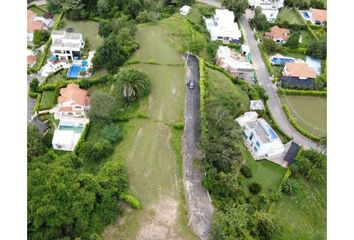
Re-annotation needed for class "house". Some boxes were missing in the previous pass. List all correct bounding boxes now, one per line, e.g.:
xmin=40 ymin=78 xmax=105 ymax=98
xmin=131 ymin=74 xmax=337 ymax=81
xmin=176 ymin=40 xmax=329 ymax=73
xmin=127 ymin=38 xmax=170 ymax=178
xmin=309 ymin=8 xmax=327 ymax=25
xmin=180 ymin=5 xmax=191 ymax=15
xmin=265 ymin=25 xmax=290 ymax=43
xmin=281 ymin=62 xmax=317 ymax=89
xmin=248 ymin=0 xmax=284 ymax=8
xmin=250 ymin=100 xmax=265 ymax=110
xmin=27 ymin=10 xmax=44 ymax=41
xmin=216 ymin=46 xmax=254 ymax=81
xmin=236 ymin=112 xmax=285 ymax=159
xmin=50 ymin=30 xmax=85 ymax=61
xmin=248 ymin=0 xmax=281 ymax=22
xmin=205 ymin=9 xmax=242 ymax=42
xmin=52 ymin=83 xmax=89 ymax=120
xmin=27 ymin=55 xmax=37 ymax=67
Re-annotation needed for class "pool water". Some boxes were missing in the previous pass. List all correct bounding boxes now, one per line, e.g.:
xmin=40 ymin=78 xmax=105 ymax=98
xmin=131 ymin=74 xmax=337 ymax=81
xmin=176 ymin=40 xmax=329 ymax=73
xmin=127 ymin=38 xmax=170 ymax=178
xmin=67 ymin=65 xmax=82 ymax=78
xmin=59 ymin=125 xmax=84 ymax=134
xmin=271 ymin=57 xmax=295 ymax=65
xmin=302 ymin=11 xmax=311 ymax=19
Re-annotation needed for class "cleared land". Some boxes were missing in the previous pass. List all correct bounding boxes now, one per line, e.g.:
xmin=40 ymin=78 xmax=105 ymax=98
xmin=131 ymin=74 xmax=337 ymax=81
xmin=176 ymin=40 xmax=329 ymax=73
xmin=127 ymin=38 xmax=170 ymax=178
xmin=276 ymin=8 xmax=304 ymax=25
xmin=271 ymin=170 xmax=326 ymax=240
xmin=279 ymin=95 xmax=327 ymax=137
xmin=60 ymin=19 xmax=102 ymax=49
xmin=39 ymin=90 xmax=57 ymax=110
xmin=102 ymin=17 xmax=198 ymax=240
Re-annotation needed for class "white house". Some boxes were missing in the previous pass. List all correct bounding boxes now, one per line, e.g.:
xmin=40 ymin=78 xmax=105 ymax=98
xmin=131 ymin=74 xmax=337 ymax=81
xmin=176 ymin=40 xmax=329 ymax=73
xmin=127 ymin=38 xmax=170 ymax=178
xmin=249 ymin=0 xmax=280 ymax=22
xmin=250 ymin=100 xmax=265 ymax=110
xmin=216 ymin=46 xmax=254 ymax=81
xmin=180 ymin=5 xmax=191 ymax=15
xmin=205 ymin=9 xmax=242 ymax=42
xmin=50 ymin=31 xmax=85 ymax=61
xmin=236 ymin=112 xmax=285 ymax=159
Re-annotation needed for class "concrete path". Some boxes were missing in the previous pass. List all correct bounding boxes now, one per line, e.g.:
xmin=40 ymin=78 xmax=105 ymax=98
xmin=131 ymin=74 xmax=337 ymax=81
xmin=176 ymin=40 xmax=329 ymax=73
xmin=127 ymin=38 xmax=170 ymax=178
xmin=183 ymin=53 xmax=213 ymax=240
xmin=196 ymin=0 xmax=222 ymax=8
xmin=238 ymin=15 xmax=322 ymax=151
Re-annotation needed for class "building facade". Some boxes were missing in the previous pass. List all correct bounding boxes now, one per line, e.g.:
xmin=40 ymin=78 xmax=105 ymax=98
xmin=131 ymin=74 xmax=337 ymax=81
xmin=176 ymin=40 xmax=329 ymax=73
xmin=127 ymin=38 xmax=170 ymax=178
xmin=50 ymin=31 xmax=85 ymax=61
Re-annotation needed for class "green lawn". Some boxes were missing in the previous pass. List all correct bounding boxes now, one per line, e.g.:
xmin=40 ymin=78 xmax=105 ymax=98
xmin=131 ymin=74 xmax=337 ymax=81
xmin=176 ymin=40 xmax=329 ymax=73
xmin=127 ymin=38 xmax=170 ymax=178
xmin=285 ymin=52 xmax=306 ymax=60
xmin=276 ymin=8 xmax=304 ymax=25
xmin=39 ymin=91 xmax=57 ymax=110
xmin=206 ymin=67 xmax=250 ymax=115
xmin=29 ymin=6 xmax=46 ymax=17
xmin=242 ymin=146 xmax=286 ymax=193
xmin=299 ymin=30 xmax=314 ymax=47
xmin=60 ymin=19 xmax=102 ymax=50
xmin=46 ymin=70 xmax=67 ymax=83
xmin=271 ymin=170 xmax=326 ymax=240
xmin=102 ymin=19 xmax=197 ymax=240
xmin=279 ymin=95 xmax=327 ymax=137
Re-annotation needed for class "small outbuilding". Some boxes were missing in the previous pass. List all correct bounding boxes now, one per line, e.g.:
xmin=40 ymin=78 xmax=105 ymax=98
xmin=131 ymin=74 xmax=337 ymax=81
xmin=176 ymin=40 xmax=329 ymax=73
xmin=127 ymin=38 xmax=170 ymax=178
xmin=180 ymin=5 xmax=191 ymax=16
xmin=250 ymin=100 xmax=265 ymax=110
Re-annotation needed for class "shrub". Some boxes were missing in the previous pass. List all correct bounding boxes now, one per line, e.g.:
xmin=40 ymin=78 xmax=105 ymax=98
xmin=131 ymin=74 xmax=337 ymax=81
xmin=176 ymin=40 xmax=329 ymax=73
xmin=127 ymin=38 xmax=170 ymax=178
xmin=100 ymin=124 xmax=123 ymax=144
xmin=307 ymin=40 xmax=327 ymax=59
xmin=136 ymin=112 xmax=150 ymax=119
xmin=172 ymin=122 xmax=184 ymax=130
xmin=249 ymin=182 xmax=262 ymax=194
xmin=81 ymin=139 xmax=113 ymax=161
xmin=285 ymin=32 xmax=300 ymax=49
xmin=240 ymin=165 xmax=252 ymax=178
xmin=88 ymin=92 xmax=117 ymax=123
xmin=259 ymin=43 xmax=274 ymax=75
xmin=189 ymin=39 xmax=205 ymax=55
xmin=33 ymin=29 xmax=50 ymax=46
xmin=120 ymin=193 xmax=141 ymax=209
xmin=282 ymin=179 xmax=299 ymax=195
xmin=277 ymin=88 xmax=326 ymax=97
xmin=30 ymin=78 xmax=39 ymax=92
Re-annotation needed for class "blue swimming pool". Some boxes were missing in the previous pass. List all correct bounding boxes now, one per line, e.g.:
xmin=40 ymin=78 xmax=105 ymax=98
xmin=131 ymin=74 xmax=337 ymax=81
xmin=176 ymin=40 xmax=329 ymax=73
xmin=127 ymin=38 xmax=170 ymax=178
xmin=264 ymin=123 xmax=279 ymax=141
xmin=67 ymin=65 xmax=82 ymax=78
xmin=302 ymin=11 xmax=311 ymax=20
xmin=59 ymin=121 xmax=84 ymax=133
xmin=271 ymin=57 xmax=295 ymax=65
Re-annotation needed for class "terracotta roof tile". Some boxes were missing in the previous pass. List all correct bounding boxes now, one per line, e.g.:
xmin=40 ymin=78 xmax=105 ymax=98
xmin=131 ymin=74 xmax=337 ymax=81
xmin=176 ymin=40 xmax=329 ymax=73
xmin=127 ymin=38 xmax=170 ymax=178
xmin=310 ymin=8 xmax=327 ymax=23
xmin=27 ymin=55 xmax=37 ymax=65
xmin=265 ymin=26 xmax=290 ymax=41
xmin=27 ymin=10 xmax=44 ymax=33
xmin=284 ymin=62 xmax=317 ymax=79
xmin=58 ymin=83 xmax=89 ymax=106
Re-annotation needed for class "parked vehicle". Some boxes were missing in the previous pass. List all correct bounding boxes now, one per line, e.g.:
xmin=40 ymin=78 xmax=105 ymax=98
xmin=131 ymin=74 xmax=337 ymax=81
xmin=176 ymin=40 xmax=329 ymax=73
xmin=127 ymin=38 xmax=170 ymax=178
xmin=189 ymin=80 xmax=195 ymax=89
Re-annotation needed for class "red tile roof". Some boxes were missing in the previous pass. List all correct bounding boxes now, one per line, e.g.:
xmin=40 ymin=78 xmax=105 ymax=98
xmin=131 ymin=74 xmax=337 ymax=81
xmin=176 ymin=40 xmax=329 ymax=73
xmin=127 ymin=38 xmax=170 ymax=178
xmin=265 ymin=26 xmax=290 ymax=41
xmin=27 ymin=10 xmax=44 ymax=33
xmin=58 ymin=83 xmax=89 ymax=106
xmin=310 ymin=8 xmax=327 ymax=23
xmin=27 ymin=55 xmax=37 ymax=65
xmin=284 ymin=62 xmax=317 ymax=79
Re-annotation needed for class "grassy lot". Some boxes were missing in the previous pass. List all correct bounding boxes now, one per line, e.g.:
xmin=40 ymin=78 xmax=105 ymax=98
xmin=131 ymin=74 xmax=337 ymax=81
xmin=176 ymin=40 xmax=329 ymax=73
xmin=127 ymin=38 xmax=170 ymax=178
xmin=39 ymin=91 xmax=57 ymax=110
xmin=271 ymin=169 xmax=326 ymax=240
xmin=102 ymin=19 xmax=197 ymax=240
xmin=242 ymin=146 xmax=286 ymax=193
xmin=298 ymin=30 xmax=314 ymax=47
xmin=46 ymin=70 xmax=67 ymax=83
xmin=60 ymin=19 xmax=102 ymax=49
xmin=206 ymin=67 xmax=250 ymax=115
xmin=279 ymin=95 xmax=327 ymax=137
xmin=186 ymin=2 xmax=215 ymax=25
xmin=29 ymin=6 xmax=46 ymax=17
xmin=285 ymin=52 xmax=306 ymax=60
xmin=312 ymin=27 xmax=327 ymax=41
xmin=276 ymin=8 xmax=304 ymax=25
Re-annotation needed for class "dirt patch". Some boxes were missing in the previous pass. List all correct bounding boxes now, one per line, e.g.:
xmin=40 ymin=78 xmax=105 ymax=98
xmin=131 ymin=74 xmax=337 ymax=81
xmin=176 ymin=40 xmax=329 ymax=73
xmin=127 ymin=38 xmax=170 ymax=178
xmin=136 ymin=196 xmax=183 ymax=240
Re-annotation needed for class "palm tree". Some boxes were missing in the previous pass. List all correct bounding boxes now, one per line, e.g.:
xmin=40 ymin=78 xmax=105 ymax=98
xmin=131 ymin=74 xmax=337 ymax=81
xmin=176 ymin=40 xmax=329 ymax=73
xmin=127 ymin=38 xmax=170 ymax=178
xmin=114 ymin=68 xmax=151 ymax=104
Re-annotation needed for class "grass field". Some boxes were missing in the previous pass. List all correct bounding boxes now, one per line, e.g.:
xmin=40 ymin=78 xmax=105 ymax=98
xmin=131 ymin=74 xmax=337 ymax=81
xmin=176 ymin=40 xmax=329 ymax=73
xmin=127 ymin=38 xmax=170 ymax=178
xmin=276 ymin=8 xmax=304 ymax=25
xmin=60 ymin=19 xmax=102 ymax=49
xmin=271 ymin=170 xmax=326 ymax=240
xmin=279 ymin=95 xmax=327 ymax=137
xmin=206 ymin=67 xmax=250 ymax=115
xmin=102 ymin=17 xmax=198 ymax=240
xmin=299 ymin=30 xmax=314 ymax=47
xmin=39 ymin=91 xmax=57 ymax=110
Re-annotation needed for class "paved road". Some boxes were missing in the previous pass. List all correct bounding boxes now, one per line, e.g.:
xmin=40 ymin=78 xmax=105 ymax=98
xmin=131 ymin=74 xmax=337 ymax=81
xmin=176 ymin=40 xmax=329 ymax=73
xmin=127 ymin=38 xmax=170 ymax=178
xmin=183 ymin=53 xmax=213 ymax=240
xmin=238 ymin=16 xmax=321 ymax=151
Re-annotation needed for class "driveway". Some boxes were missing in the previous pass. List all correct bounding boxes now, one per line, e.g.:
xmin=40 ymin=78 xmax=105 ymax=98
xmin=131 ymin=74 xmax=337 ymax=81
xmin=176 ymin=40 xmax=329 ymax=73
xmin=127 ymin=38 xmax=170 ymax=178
xmin=183 ymin=53 xmax=213 ymax=240
xmin=238 ymin=15 xmax=321 ymax=151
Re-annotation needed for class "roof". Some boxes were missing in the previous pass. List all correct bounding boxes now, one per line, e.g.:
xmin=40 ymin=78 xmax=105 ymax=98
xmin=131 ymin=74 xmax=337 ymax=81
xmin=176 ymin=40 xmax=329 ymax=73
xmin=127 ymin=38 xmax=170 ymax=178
xmin=27 ymin=55 xmax=37 ymax=65
xmin=280 ymin=76 xmax=315 ymax=89
xmin=31 ymin=117 xmax=49 ymax=133
xmin=283 ymin=142 xmax=300 ymax=165
xmin=52 ymin=129 xmax=74 ymax=146
xmin=250 ymin=100 xmax=265 ymax=110
xmin=27 ymin=10 xmax=44 ymax=33
xmin=246 ymin=118 xmax=280 ymax=143
xmin=284 ymin=62 xmax=317 ymax=79
xmin=265 ymin=25 xmax=290 ymax=41
xmin=235 ymin=111 xmax=258 ymax=127
xmin=180 ymin=5 xmax=191 ymax=11
xmin=310 ymin=8 xmax=327 ymax=23
xmin=58 ymin=83 xmax=89 ymax=106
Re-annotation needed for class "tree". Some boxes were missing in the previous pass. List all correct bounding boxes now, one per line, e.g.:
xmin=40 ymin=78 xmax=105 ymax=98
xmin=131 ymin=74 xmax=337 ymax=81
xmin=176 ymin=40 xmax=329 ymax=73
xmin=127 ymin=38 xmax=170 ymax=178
xmin=100 ymin=124 xmax=123 ymax=144
xmin=88 ymin=92 xmax=117 ymax=123
xmin=113 ymin=68 xmax=151 ymax=104
xmin=285 ymin=32 xmax=300 ymax=49
xmin=262 ymin=37 xmax=278 ymax=54
xmin=249 ymin=182 xmax=262 ymax=194
xmin=240 ymin=165 xmax=252 ymax=178
xmin=92 ymin=35 xmax=135 ymax=73
xmin=61 ymin=0 xmax=85 ymax=20
xmin=189 ymin=39 xmax=205 ymax=55
xmin=81 ymin=139 xmax=113 ymax=161
xmin=30 ymin=78 xmax=39 ymax=92
xmin=47 ymin=0 xmax=62 ymax=13
xmin=33 ymin=30 xmax=50 ymax=45
xmin=252 ymin=211 xmax=279 ymax=240
xmin=310 ymin=0 xmax=325 ymax=9
xmin=222 ymin=0 xmax=248 ymax=19
xmin=251 ymin=7 xmax=269 ymax=31
xmin=307 ymin=40 xmax=327 ymax=59
xmin=27 ymin=124 xmax=46 ymax=161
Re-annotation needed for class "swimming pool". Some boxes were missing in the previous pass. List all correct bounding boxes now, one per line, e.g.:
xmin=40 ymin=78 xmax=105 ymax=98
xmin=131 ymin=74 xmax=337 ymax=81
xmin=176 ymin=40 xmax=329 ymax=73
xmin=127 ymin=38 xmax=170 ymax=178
xmin=271 ymin=57 xmax=295 ymax=65
xmin=67 ymin=65 xmax=82 ymax=78
xmin=302 ymin=11 xmax=311 ymax=20
xmin=264 ymin=123 xmax=279 ymax=141
xmin=59 ymin=124 xmax=84 ymax=134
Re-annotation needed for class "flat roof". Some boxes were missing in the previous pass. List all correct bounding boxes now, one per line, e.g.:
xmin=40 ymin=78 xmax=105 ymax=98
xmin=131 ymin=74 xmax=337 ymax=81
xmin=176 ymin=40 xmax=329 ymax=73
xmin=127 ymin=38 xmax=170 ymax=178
xmin=246 ymin=118 xmax=280 ymax=143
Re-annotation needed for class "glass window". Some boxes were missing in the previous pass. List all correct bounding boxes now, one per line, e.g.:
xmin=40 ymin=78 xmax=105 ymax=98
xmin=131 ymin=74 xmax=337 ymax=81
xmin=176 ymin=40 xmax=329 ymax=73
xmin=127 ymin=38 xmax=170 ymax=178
xmin=256 ymin=141 xmax=260 ymax=147
xmin=249 ymin=132 xmax=254 ymax=140
xmin=253 ymin=146 xmax=258 ymax=152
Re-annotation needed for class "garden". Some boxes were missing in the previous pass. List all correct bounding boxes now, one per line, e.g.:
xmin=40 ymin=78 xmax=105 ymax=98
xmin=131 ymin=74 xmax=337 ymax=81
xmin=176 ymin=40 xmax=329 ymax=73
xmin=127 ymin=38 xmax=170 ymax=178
xmin=276 ymin=8 xmax=304 ymax=25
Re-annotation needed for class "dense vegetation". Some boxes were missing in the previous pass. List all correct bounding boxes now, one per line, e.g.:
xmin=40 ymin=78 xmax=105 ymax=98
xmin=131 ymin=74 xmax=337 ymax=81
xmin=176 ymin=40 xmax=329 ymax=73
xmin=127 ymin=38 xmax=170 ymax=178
xmin=251 ymin=7 xmax=270 ymax=32
xmin=222 ymin=0 xmax=248 ymax=19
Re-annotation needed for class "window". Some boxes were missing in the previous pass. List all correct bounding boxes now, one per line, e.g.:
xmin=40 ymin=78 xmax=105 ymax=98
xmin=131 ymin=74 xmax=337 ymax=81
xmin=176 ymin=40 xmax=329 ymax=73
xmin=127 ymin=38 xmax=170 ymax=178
xmin=253 ymin=146 xmax=258 ymax=152
xmin=242 ymin=132 xmax=248 ymax=139
xmin=249 ymin=132 xmax=254 ymax=140
xmin=256 ymin=141 xmax=260 ymax=147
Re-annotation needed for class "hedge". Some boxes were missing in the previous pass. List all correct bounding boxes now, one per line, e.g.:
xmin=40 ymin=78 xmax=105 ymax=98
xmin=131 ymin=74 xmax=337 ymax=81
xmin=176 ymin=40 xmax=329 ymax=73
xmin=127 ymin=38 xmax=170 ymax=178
xmin=277 ymin=88 xmax=327 ymax=97
xmin=28 ymin=90 xmax=39 ymax=98
xmin=281 ymin=47 xmax=307 ymax=55
xmin=258 ymin=43 xmax=274 ymax=75
xmin=33 ymin=93 xmax=42 ymax=113
xmin=120 ymin=193 xmax=142 ymax=209
xmin=222 ymin=42 xmax=241 ymax=51
xmin=270 ymin=22 xmax=307 ymax=30
xmin=73 ymin=122 xmax=91 ymax=155
xmin=199 ymin=57 xmax=208 ymax=135
xmin=283 ymin=104 xmax=321 ymax=142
